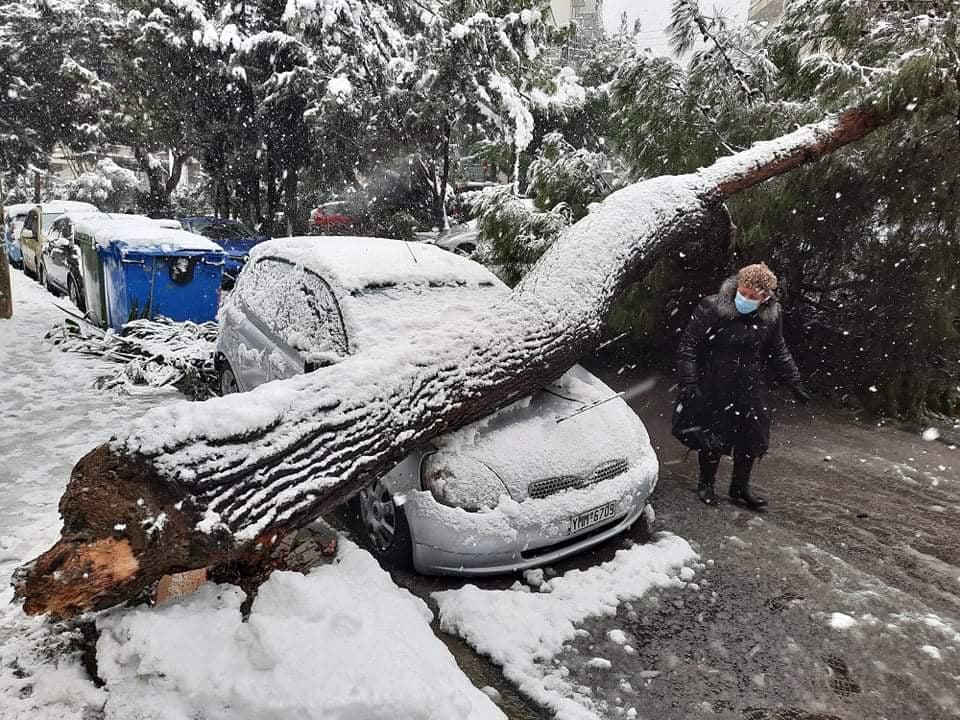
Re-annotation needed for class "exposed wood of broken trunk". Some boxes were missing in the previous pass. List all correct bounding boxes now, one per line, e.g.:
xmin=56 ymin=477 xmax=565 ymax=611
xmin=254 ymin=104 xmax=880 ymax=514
xmin=14 ymin=105 xmax=893 ymax=618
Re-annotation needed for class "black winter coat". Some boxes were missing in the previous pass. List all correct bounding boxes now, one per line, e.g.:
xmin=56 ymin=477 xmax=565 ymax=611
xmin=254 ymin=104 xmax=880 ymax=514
xmin=674 ymin=276 xmax=800 ymax=457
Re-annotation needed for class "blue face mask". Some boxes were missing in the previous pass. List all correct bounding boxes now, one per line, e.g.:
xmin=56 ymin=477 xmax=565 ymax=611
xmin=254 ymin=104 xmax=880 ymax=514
xmin=734 ymin=291 xmax=760 ymax=315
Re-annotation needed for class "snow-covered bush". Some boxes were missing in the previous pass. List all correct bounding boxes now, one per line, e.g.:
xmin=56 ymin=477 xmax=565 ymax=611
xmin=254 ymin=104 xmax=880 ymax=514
xmin=170 ymin=177 xmax=214 ymax=217
xmin=65 ymin=158 xmax=141 ymax=212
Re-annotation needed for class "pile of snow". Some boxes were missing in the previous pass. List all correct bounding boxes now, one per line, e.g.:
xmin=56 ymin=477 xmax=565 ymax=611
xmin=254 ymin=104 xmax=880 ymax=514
xmin=434 ymin=534 xmax=698 ymax=720
xmin=97 ymin=540 xmax=504 ymax=720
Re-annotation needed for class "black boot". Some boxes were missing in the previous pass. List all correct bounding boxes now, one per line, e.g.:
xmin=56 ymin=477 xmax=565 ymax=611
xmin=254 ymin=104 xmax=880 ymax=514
xmin=698 ymin=477 xmax=719 ymax=506
xmin=697 ymin=451 xmax=720 ymax=506
xmin=729 ymin=452 xmax=767 ymax=510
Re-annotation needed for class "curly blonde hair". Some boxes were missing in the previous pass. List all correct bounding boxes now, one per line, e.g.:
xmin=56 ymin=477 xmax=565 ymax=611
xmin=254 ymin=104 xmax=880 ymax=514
xmin=738 ymin=262 xmax=778 ymax=292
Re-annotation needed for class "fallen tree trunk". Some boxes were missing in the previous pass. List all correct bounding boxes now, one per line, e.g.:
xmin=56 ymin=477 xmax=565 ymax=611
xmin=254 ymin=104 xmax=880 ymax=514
xmin=14 ymin=105 xmax=894 ymax=618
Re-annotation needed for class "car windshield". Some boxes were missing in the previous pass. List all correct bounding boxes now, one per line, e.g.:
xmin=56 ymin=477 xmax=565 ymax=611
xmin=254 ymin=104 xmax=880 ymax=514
xmin=191 ymin=219 xmax=256 ymax=241
xmin=42 ymin=213 xmax=65 ymax=228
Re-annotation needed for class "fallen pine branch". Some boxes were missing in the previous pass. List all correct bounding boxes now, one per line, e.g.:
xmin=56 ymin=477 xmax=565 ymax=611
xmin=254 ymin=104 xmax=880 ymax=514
xmin=46 ymin=316 xmax=219 ymax=399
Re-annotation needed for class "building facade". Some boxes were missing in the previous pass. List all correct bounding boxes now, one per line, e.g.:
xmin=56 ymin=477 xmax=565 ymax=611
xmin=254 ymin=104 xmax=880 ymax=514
xmin=748 ymin=0 xmax=784 ymax=24
xmin=549 ymin=0 xmax=604 ymax=37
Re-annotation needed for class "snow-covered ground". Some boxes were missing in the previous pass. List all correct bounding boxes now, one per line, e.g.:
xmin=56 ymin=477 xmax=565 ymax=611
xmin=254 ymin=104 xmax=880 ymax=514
xmin=0 ymin=269 xmax=706 ymax=720
xmin=435 ymin=534 xmax=699 ymax=720
xmin=0 ymin=271 xmax=506 ymax=720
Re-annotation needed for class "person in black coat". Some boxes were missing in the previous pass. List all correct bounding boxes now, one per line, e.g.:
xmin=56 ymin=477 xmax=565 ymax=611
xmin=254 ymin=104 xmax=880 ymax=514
xmin=674 ymin=263 xmax=810 ymax=509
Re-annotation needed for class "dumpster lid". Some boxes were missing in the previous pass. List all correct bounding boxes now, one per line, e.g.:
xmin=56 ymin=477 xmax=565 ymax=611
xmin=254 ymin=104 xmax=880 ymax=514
xmin=73 ymin=214 xmax=224 ymax=254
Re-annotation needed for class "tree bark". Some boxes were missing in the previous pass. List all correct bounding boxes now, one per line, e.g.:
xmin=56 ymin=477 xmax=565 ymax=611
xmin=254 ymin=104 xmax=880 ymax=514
xmin=0 ymin=243 xmax=12 ymax=319
xmin=13 ymin=106 xmax=896 ymax=619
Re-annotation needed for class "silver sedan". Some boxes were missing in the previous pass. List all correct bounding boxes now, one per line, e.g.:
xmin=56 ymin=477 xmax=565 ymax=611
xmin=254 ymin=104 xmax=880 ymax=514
xmin=215 ymin=236 xmax=658 ymax=575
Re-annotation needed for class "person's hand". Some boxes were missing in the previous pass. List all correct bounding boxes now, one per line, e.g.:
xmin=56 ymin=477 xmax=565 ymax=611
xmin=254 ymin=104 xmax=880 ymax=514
xmin=790 ymin=383 xmax=811 ymax=404
xmin=681 ymin=384 xmax=704 ymax=404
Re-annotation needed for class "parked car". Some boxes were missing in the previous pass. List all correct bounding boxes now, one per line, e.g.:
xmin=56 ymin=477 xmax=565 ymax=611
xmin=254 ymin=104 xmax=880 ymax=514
xmin=3 ymin=203 xmax=32 ymax=268
xmin=310 ymin=201 xmax=361 ymax=234
xmin=416 ymin=219 xmax=479 ymax=256
xmin=178 ymin=216 xmax=267 ymax=279
xmin=38 ymin=212 xmax=102 ymax=308
xmin=215 ymin=236 xmax=658 ymax=575
xmin=19 ymin=201 xmax=99 ymax=278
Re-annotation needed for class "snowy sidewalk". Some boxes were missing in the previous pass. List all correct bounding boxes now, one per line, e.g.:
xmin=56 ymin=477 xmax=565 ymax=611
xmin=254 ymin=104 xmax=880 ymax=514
xmin=0 ymin=271 xmax=504 ymax=720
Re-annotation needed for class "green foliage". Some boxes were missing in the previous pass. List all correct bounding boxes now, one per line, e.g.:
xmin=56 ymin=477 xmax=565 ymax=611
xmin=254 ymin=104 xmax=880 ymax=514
xmin=465 ymin=185 xmax=569 ymax=284
xmin=0 ymin=0 xmax=106 ymax=182
xmin=606 ymin=0 xmax=960 ymax=420
xmin=527 ymin=132 xmax=618 ymax=219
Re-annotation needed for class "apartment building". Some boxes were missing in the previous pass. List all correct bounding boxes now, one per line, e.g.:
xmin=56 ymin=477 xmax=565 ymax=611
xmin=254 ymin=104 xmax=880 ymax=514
xmin=748 ymin=0 xmax=784 ymax=24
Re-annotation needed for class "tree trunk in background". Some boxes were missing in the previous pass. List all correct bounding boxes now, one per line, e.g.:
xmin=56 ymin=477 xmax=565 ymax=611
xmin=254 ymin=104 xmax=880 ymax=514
xmin=284 ymin=167 xmax=299 ymax=236
xmin=13 ymin=105 xmax=897 ymax=619
xmin=0 ymin=244 xmax=12 ymax=319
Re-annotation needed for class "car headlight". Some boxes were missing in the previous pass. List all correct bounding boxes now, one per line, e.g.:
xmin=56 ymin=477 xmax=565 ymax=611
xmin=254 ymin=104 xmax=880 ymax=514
xmin=421 ymin=453 xmax=509 ymax=512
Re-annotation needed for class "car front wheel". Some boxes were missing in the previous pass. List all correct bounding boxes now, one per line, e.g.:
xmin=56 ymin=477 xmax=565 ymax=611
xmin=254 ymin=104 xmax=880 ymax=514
xmin=68 ymin=276 xmax=85 ymax=311
xmin=358 ymin=478 xmax=413 ymax=569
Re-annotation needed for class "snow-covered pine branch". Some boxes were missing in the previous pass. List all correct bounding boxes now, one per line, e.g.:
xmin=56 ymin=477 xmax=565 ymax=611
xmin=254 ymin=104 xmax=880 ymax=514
xmin=13 ymin=105 xmax=901 ymax=618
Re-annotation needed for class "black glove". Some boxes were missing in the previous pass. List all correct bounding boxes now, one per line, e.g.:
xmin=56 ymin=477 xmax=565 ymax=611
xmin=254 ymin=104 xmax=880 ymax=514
xmin=790 ymin=383 xmax=811 ymax=404
xmin=681 ymin=384 xmax=705 ymax=404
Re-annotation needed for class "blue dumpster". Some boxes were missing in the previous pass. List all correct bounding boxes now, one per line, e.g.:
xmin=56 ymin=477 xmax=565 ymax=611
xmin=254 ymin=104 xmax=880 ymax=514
xmin=76 ymin=215 xmax=225 ymax=331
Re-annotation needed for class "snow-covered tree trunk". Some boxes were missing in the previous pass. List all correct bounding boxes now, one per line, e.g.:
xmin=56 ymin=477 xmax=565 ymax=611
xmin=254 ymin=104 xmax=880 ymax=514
xmin=14 ymin=105 xmax=893 ymax=618
xmin=0 ymin=244 xmax=12 ymax=319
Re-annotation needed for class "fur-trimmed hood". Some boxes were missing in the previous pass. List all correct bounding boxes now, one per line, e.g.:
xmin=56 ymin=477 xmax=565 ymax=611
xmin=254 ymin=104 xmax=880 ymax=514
xmin=714 ymin=275 xmax=780 ymax=323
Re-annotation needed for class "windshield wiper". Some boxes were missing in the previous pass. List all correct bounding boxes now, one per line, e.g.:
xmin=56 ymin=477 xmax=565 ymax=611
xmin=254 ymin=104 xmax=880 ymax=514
xmin=555 ymin=392 xmax=625 ymax=424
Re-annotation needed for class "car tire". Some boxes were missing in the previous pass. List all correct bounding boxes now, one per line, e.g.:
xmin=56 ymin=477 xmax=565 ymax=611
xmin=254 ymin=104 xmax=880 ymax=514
xmin=217 ymin=361 xmax=240 ymax=396
xmin=39 ymin=263 xmax=52 ymax=294
xmin=68 ymin=276 xmax=86 ymax=312
xmin=356 ymin=478 xmax=413 ymax=569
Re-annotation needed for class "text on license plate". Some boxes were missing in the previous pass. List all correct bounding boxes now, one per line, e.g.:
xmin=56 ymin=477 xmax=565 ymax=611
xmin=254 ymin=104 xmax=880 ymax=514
xmin=569 ymin=501 xmax=617 ymax=533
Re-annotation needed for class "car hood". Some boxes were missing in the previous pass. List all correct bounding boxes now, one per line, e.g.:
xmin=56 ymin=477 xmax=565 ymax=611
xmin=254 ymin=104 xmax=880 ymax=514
xmin=221 ymin=238 xmax=261 ymax=256
xmin=431 ymin=365 xmax=648 ymax=502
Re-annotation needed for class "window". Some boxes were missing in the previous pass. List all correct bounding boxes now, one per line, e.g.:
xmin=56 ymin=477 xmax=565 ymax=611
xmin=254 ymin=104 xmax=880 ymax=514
xmin=238 ymin=258 xmax=349 ymax=360
xmin=50 ymin=218 xmax=72 ymax=243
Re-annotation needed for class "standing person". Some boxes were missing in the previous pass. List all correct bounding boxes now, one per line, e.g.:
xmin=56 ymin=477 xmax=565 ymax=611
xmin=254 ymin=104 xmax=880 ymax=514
xmin=673 ymin=263 xmax=810 ymax=509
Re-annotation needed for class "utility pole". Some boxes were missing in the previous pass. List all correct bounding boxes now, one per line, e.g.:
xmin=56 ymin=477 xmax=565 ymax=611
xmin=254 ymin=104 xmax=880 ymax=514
xmin=33 ymin=171 xmax=41 ymax=204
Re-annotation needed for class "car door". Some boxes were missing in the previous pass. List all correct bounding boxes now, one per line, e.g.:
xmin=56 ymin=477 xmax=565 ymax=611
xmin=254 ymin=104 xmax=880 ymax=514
xmin=20 ymin=209 xmax=40 ymax=273
xmin=45 ymin=219 xmax=72 ymax=290
xmin=266 ymin=265 xmax=349 ymax=381
xmin=228 ymin=258 xmax=279 ymax=390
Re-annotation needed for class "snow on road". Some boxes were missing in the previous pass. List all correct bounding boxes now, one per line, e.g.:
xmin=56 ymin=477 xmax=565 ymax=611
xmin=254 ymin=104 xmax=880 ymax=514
xmin=434 ymin=533 xmax=699 ymax=720
xmin=0 ymin=271 xmax=503 ymax=720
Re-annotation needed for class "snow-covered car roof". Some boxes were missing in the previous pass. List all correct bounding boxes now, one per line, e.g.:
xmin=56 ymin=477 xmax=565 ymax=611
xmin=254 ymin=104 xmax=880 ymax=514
xmin=32 ymin=200 xmax=100 ymax=214
xmin=250 ymin=236 xmax=499 ymax=290
xmin=72 ymin=214 xmax=224 ymax=253
xmin=3 ymin=203 xmax=34 ymax=218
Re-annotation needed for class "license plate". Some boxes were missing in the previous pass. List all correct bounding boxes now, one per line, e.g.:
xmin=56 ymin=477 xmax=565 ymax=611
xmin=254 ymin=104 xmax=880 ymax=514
xmin=569 ymin=501 xmax=617 ymax=533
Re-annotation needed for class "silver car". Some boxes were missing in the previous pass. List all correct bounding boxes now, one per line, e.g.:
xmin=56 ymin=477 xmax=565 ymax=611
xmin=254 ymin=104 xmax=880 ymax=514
xmin=215 ymin=236 xmax=658 ymax=575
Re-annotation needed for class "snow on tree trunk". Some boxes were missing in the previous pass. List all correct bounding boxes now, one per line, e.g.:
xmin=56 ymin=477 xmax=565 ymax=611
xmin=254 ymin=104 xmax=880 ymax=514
xmin=13 ymin=106 xmax=892 ymax=618
xmin=0 ymin=245 xmax=12 ymax=319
